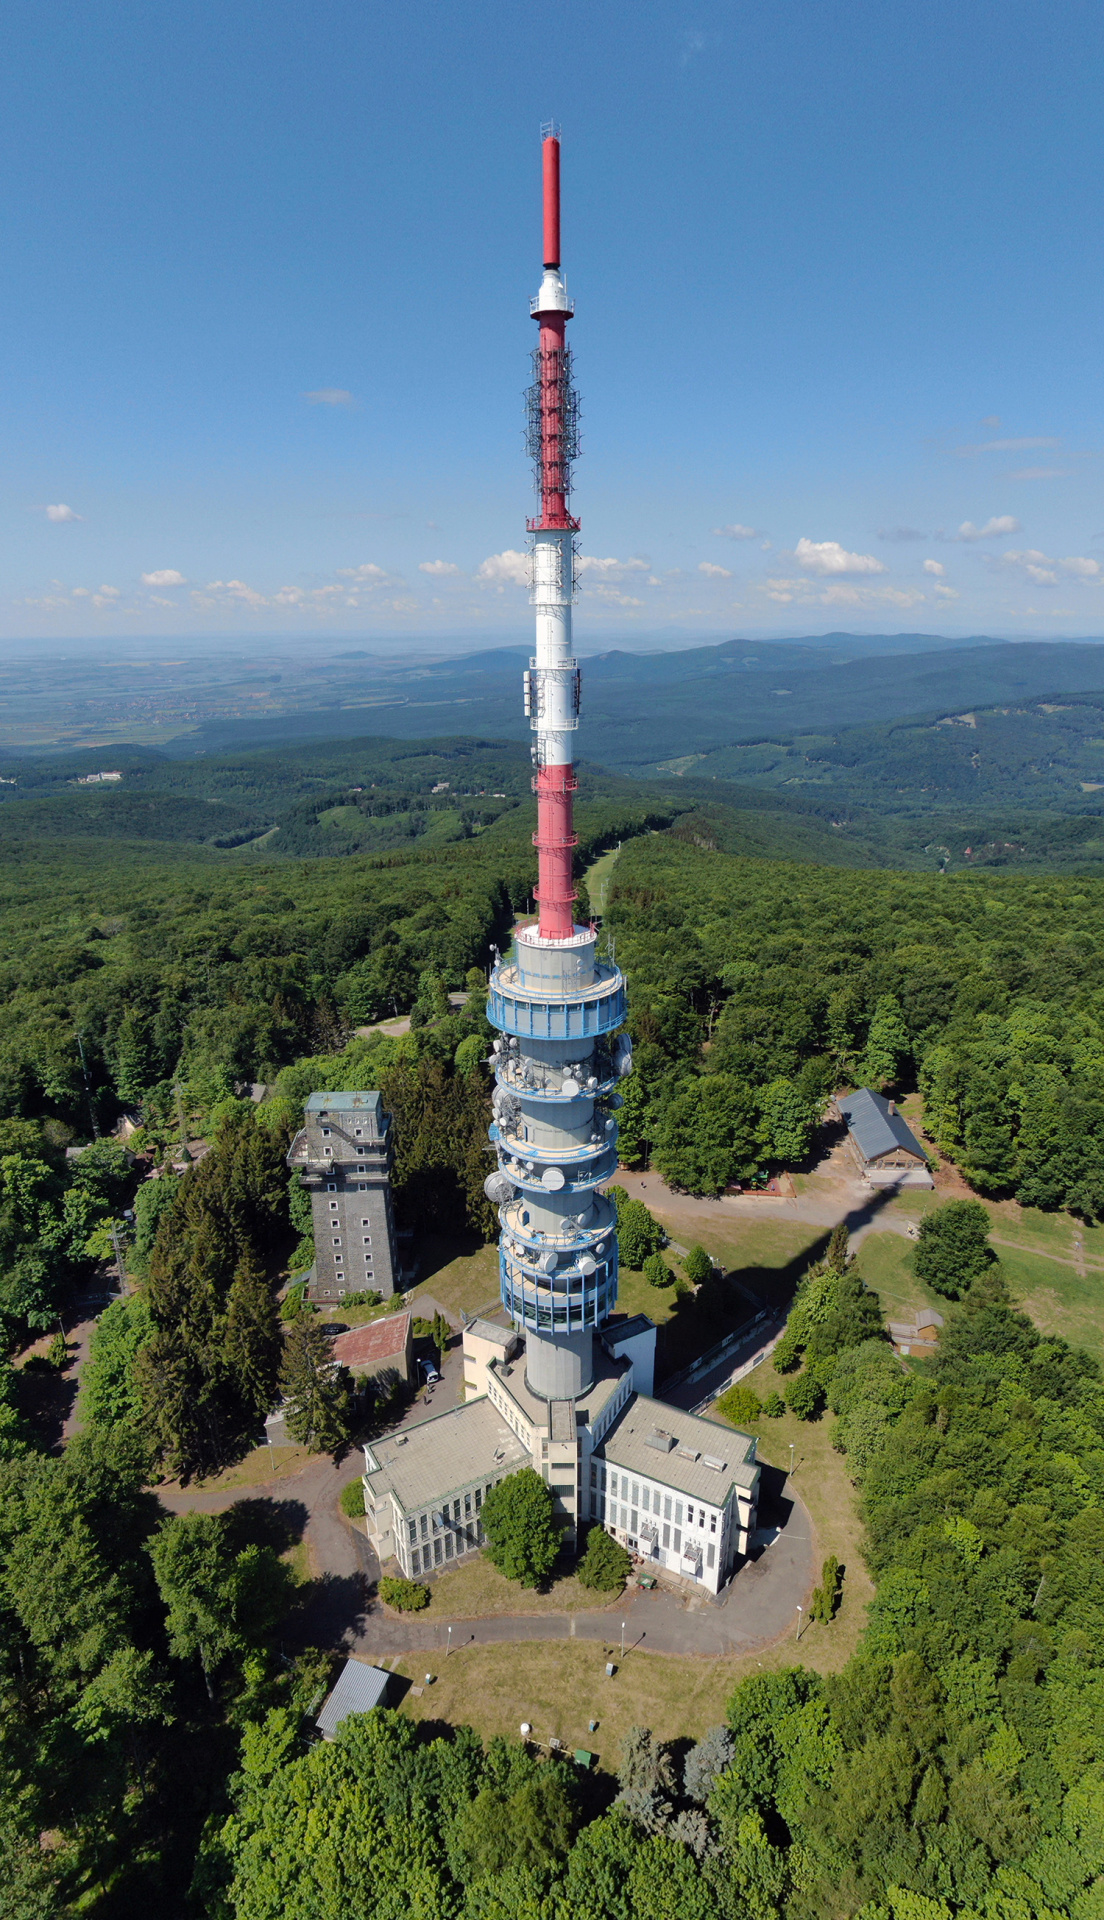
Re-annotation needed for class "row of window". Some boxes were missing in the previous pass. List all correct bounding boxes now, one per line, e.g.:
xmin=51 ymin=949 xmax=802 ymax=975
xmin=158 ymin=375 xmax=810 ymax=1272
xmin=591 ymin=1463 xmax=720 ymax=1535
xmin=601 ymin=1502 xmax=718 ymax=1574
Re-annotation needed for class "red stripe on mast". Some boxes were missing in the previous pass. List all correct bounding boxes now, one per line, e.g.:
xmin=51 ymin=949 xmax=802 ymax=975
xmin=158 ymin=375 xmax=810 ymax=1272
xmin=543 ymin=134 xmax=561 ymax=268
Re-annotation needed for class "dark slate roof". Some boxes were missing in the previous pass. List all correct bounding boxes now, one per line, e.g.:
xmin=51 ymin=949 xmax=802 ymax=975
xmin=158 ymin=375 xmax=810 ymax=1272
xmin=316 ymin=1659 xmax=391 ymax=1737
xmin=839 ymin=1089 xmax=926 ymax=1163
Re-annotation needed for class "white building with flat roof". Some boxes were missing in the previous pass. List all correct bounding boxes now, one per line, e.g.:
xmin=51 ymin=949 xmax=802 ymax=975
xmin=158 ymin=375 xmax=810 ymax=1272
xmin=363 ymin=1317 xmax=759 ymax=1597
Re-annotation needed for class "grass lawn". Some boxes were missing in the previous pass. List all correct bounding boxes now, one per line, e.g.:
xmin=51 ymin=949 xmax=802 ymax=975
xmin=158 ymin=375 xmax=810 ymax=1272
xmin=408 ymin=1237 xmax=502 ymax=1323
xmin=712 ymin=1356 xmax=875 ymax=1674
xmin=583 ymin=845 xmax=621 ymax=918
xmin=164 ymin=1441 xmax=318 ymax=1493
xmin=418 ymin=1552 xmax=620 ymax=1619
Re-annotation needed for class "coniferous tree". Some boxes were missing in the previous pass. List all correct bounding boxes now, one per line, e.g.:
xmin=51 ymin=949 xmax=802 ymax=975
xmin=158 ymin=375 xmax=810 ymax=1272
xmin=279 ymin=1317 xmax=353 ymax=1453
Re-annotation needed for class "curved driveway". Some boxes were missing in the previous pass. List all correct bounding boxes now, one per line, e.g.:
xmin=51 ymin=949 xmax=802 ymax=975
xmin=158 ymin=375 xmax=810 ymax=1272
xmin=161 ymin=1442 xmax=815 ymax=1662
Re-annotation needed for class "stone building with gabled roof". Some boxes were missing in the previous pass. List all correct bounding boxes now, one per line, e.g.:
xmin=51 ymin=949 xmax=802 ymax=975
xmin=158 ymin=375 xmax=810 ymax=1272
xmin=837 ymin=1088 xmax=934 ymax=1188
xmin=286 ymin=1090 xmax=399 ymax=1303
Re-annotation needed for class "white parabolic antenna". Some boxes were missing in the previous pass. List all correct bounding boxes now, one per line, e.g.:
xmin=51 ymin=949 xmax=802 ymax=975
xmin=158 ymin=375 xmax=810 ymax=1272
xmin=541 ymin=1165 xmax=565 ymax=1190
xmin=560 ymin=1077 xmax=579 ymax=1098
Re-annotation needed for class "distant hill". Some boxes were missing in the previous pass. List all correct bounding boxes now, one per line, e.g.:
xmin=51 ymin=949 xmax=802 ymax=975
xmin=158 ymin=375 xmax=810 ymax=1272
xmin=159 ymin=637 xmax=1104 ymax=773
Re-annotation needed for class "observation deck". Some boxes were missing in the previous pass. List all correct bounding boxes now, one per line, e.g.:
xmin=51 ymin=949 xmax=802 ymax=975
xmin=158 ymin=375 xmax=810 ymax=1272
xmin=488 ymin=953 xmax=626 ymax=1040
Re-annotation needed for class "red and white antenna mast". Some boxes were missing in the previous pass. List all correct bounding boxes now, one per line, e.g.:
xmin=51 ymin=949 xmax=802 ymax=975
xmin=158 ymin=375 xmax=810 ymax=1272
xmin=525 ymin=122 xmax=581 ymax=941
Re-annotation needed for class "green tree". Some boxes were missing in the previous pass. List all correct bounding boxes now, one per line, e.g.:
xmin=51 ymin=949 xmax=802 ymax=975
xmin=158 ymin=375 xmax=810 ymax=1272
xmin=653 ymin=1075 xmax=759 ymax=1196
xmin=148 ymin=1510 xmax=290 ymax=1701
xmin=481 ymin=1467 xmax=559 ymax=1588
xmin=279 ymin=1317 xmax=353 ymax=1453
xmin=913 ymin=1199 xmax=994 ymax=1299
xmin=576 ymin=1526 xmax=632 ymax=1593
xmin=643 ymin=1252 xmax=672 ymax=1289
xmin=784 ymin=1370 xmax=825 ymax=1420
xmin=613 ymin=1196 xmax=665 ymax=1269
xmin=683 ymin=1243 xmax=713 ymax=1286
xmin=716 ymin=1382 xmax=761 ymax=1426
xmin=83 ymin=1294 xmax=152 ymax=1433
xmin=453 ymin=1767 xmax=576 ymax=1878
xmin=856 ymin=993 xmax=910 ymax=1090
xmin=756 ymin=1076 xmax=822 ymax=1166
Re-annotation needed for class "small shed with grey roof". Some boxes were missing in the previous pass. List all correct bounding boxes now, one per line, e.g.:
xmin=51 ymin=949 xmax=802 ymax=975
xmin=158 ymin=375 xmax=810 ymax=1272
xmin=316 ymin=1659 xmax=391 ymax=1738
xmin=837 ymin=1089 xmax=933 ymax=1188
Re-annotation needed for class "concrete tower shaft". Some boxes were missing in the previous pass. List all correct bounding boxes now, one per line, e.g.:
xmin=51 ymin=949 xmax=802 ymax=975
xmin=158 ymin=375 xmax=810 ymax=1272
xmin=484 ymin=127 xmax=632 ymax=1404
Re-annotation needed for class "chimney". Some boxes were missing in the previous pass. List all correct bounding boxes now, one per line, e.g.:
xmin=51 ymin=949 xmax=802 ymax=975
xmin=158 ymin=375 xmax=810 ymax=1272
xmin=888 ymin=1100 xmax=896 ymax=1116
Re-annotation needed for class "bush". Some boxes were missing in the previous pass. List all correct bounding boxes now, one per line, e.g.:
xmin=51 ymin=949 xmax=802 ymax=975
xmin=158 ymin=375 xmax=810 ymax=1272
xmin=577 ymin=1525 xmax=632 ymax=1592
xmin=339 ymin=1478 xmax=366 ymax=1519
xmin=643 ymin=1252 xmax=672 ymax=1289
xmin=762 ymin=1390 xmax=785 ymax=1417
xmin=784 ymin=1370 xmax=826 ymax=1420
xmin=280 ymin=1281 xmax=313 ymax=1322
xmin=683 ymin=1243 xmax=714 ymax=1286
xmin=617 ymin=1199 xmax=666 ymax=1269
xmin=716 ymin=1383 xmax=761 ymax=1426
xmin=809 ymin=1554 xmax=842 ymax=1623
xmin=378 ymin=1575 xmax=430 ymax=1612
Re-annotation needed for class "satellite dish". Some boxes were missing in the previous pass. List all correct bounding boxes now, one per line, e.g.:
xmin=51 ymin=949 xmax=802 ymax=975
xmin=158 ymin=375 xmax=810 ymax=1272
xmin=483 ymin=1172 xmax=516 ymax=1205
xmin=493 ymin=1039 xmax=502 ymax=1053
xmin=541 ymin=1249 xmax=557 ymax=1272
xmin=586 ymin=1076 xmax=598 ymax=1089
xmin=596 ymin=1240 xmax=608 ymax=1257
xmin=561 ymin=1077 xmax=579 ymax=1098
xmin=578 ymin=1254 xmax=597 ymax=1276
xmin=541 ymin=1166 xmax=565 ymax=1190
xmin=618 ymin=1055 xmax=633 ymax=1078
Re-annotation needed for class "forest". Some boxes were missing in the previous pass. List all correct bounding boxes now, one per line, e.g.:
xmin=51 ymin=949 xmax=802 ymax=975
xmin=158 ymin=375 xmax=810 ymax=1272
xmin=608 ymin=831 xmax=1104 ymax=1214
xmin=1 ymin=700 xmax=1103 ymax=1914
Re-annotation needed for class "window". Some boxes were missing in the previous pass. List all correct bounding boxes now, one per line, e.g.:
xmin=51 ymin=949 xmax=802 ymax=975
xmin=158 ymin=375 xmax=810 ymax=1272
xmin=675 ymin=1502 xmax=684 ymax=1526
xmin=408 ymin=1519 xmax=417 ymax=1544
xmin=433 ymin=1538 xmax=442 ymax=1566
xmin=640 ymin=1487 xmax=649 ymax=1513
xmin=322 ymin=1128 xmax=330 ymax=1137
xmin=326 ymin=1182 xmax=336 ymax=1192
xmin=335 ymin=1255 xmax=343 ymax=1265
xmin=363 ymin=1237 xmax=371 ymax=1246
xmin=709 ymin=1513 xmax=717 ymax=1533
xmin=354 ymin=1128 xmax=363 ymax=1137
xmin=663 ymin=1495 xmax=672 ymax=1521
xmin=324 ymin=1147 xmax=332 ymax=1157
xmin=420 ymin=1514 xmax=428 ymax=1539
xmin=356 ymin=1164 xmax=366 ymax=1174
xmin=464 ymin=1493 xmax=472 ymax=1517
xmin=411 ymin=1548 xmax=420 ymax=1573
xmin=630 ymin=1509 xmax=638 ymax=1533
xmin=357 ymin=1183 xmax=367 ymax=1192
xmin=474 ymin=1487 xmax=483 ymax=1511
xmin=589 ymin=1464 xmax=597 ymax=1487
xmin=332 ymin=1237 xmax=341 ymax=1246
xmin=699 ymin=1509 xmax=706 ymax=1528
xmin=445 ymin=1535 xmax=454 ymax=1559
xmin=706 ymin=1543 xmax=715 ymax=1569
xmin=662 ymin=1524 xmax=670 ymax=1549
xmin=673 ymin=1529 xmax=682 ymax=1553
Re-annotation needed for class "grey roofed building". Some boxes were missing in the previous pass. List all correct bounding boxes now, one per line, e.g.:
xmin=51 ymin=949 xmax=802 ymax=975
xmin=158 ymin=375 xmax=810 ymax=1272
xmin=599 ymin=1394 xmax=759 ymax=1507
xmin=316 ymin=1658 xmax=391 ymax=1738
xmin=837 ymin=1088 xmax=932 ymax=1185
xmin=366 ymin=1398 xmax=529 ymax=1518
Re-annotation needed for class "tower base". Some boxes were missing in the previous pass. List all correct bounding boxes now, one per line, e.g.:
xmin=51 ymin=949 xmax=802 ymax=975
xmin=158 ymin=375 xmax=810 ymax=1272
xmin=524 ymin=1327 xmax=594 ymax=1401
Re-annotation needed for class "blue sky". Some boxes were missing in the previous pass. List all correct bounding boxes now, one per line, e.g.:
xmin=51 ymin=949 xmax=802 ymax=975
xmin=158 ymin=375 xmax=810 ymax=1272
xmin=5 ymin=0 xmax=1104 ymax=649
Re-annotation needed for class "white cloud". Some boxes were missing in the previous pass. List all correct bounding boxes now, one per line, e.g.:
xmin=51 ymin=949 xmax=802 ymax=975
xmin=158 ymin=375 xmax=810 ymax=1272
xmin=1010 ymin=467 xmax=1071 ymax=481
xmin=71 ymin=587 xmax=90 ymax=597
xmin=794 ymin=537 xmax=886 ymax=576
xmin=336 ymin=563 xmax=389 ymax=584
xmin=698 ymin=562 xmax=732 ymax=578
xmin=303 ymin=388 xmax=355 ymax=406
xmin=762 ymin=576 xmax=922 ymax=609
xmin=955 ymin=515 xmax=1021 ymax=541
xmin=42 ymin=503 xmax=82 ymax=523
xmin=92 ymin=588 xmax=120 ymax=607
xmin=1000 ymin=550 xmax=1058 ymax=585
xmin=711 ymin=523 xmax=760 ymax=540
xmin=476 ymin=549 xmax=529 ymax=587
xmin=954 ymin=436 xmax=1059 ymax=456
xmin=419 ymin=560 xmax=462 ymax=576
xmin=923 ymin=559 xmax=945 ymax=576
xmin=141 ymin=569 xmax=186 ymax=587
xmin=575 ymin=555 xmax=649 ymax=577
xmin=1000 ymin=549 xmax=1101 ymax=587
xmin=933 ymin=584 xmax=959 ymax=599
xmin=200 ymin=578 xmax=268 ymax=608
xmin=148 ymin=596 xmax=174 ymax=608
